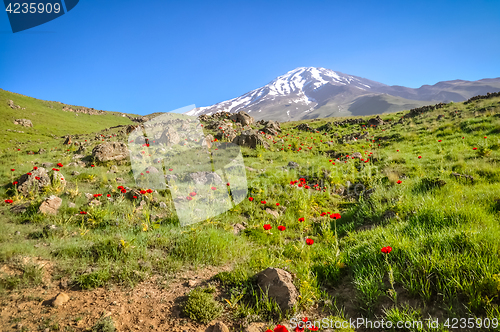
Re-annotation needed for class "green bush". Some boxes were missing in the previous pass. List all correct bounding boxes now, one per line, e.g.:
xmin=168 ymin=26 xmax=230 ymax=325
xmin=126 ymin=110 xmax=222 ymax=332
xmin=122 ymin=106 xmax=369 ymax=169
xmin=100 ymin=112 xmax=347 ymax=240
xmin=183 ymin=287 xmax=223 ymax=323
xmin=92 ymin=315 xmax=115 ymax=332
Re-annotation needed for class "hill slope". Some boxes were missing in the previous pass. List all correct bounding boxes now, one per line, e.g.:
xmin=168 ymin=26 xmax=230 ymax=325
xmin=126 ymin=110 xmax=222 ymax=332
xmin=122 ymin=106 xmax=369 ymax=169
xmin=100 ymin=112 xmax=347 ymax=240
xmin=0 ymin=89 xmax=137 ymax=150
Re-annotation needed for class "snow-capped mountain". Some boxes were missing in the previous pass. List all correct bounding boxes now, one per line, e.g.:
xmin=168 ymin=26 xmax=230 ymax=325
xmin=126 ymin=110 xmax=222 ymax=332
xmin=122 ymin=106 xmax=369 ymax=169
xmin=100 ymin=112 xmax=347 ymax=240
xmin=185 ymin=67 xmax=500 ymax=121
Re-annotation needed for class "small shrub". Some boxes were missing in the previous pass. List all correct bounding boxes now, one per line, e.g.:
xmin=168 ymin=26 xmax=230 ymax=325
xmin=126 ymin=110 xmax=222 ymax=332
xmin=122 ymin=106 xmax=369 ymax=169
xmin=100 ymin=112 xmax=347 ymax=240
xmin=183 ymin=287 xmax=223 ymax=323
xmin=92 ymin=315 xmax=115 ymax=332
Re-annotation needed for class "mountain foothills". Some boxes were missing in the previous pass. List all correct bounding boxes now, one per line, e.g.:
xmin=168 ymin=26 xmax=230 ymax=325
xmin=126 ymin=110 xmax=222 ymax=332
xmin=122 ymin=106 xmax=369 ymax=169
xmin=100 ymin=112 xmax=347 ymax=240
xmin=186 ymin=67 xmax=500 ymax=121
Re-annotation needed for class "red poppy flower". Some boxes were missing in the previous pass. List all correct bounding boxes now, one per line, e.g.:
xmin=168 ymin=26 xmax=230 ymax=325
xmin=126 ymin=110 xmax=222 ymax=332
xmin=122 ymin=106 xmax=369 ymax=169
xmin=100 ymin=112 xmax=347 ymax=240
xmin=210 ymin=187 xmax=216 ymax=190
xmin=147 ymin=189 xmax=153 ymax=193
xmin=57 ymin=163 xmax=63 ymax=167
xmin=117 ymin=186 xmax=124 ymax=189
xmin=93 ymin=194 xmax=99 ymax=197
xmin=27 ymin=172 xmax=32 ymax=176
xmin=330 ymin=213 xmax=341 ymax=219
xmin=308 ymin=326 xmax=318 ymax=331
xmin=140 ymin=190 xmax=147 ymax=194
xmin=11 ymin=169 xmax=15 ymax=171
xmin=278 ymin=225 xmax=286 ymax=231
xmin=484 ymin=136 xmax=487 ymax=139
xmin=304 ymin=185 xmax=310 ymax=189
xmin=248 ymin=197 xmax=254 ymax=201
xmin=140 ymin=173 xmax=144 ymax=176
xmin=169 ymin=168 xmax=173 ymax=171
xmin=17 ymin=149 xmax=20 ymax=151
xmin=107 ymin=194 xmax=111 ymax=197
xmin=80 ymin=211 xmax=87 ymax=214
xmin=438 ymin=140 xmax=442 ymax=142
xmin=33 ymin=166 xmax=38 ymax=170
xmin=261 ymin=200 xmax=267 ymax=204
xmin=13 ymin=181 xmax=18 ymax=185
xmin=381 ymin=246 xmax=392 ymax=254
xmin=121 ymin=189 xmax=127 ymax=193
xmin=276 ymin=203 xmax=280 ymax=206
xmin=133 ymin=195 xmax=138 ymax=199
xmin=186 ymin=196 xmax=193 ymax=201
xmin=306 ymin=238 xmax=314 ymax=245
xmin=320 ymin=212 xmax=327 ymax=216
xmin=397 ymin=180 xmax=402 ymax=184
xmin=227 ymin=182 xmax=230 ymax=186
xmin=298 ymin=183 xmax=303 ymax=188
xmin=4 ymin=199 xmax=13 ymax=204
xmin=397 ymin=150 xmax=399 ymax=152
xmin=146 ymin=171 xmax=150 ymax=174
xmin=263 ymin=224 xmax=272 ymax=230
xmin=35 ymin=176 xmax=40 ymax=180
xmin=91 ymin=165 xmax=95 ymax=167
xmin=298 ymin=217 xmax=305 ymax=222
xmin=418 ymin=156 xmax=422 ymax=159
xmin=473 ymin=147 xmax=477 ymax=150
xmin=189 ymin=192 xmax=197 ymax=197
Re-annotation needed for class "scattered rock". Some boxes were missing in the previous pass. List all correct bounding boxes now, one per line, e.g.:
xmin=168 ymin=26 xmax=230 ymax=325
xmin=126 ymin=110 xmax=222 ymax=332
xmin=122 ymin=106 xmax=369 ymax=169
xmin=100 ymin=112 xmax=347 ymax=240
xmin=232 ymin=131 xmax=270 ymax=149
xmin=351 ymin=152 xmax=363 ymax=159
xmin=159 ymin=202 xmax=167 ymax=209
xmin=16 ymin=167 xmax=51 ymax=195
xmin=92 ymin=142 xmax=129 ymax=162
xmin=265 ymin=208 xmax=279 ymax=218
xmin=13 ymin=119 xmax=33 ymax=127
xmin=158 ymin=126 xmax=181 ymax=146
xmin=39 ymin=196 xmax=62 ymax=215
xmin=244 ymin=323 xmax=268 ymax=332
xmin=187 ymin=280 xmax=198 ymax=287
xmin=255 ymin=267 xmax=298 ymax=311
xmin=367 ymin=115 xmax=384 ymax=126
xmin=233 ymin=223 xmax=246 ymax=235
xmin=89 ymin=199 xmax=101 ymax=207
xmin=115 ymin=177 xmax=125 ymax=183
xmin=51 ymin=292 xmax=70 ymax=307
xmin=10 ymin=203 xmax=30 ymax=214
xmin=230 ymin=111 xmax=254 ymax=126
xmin=206 ymin=321 xmax=230 ymax=332
xmin=68 ymin=202 xmax=76 ymax=208
xmin=287 ymin=161 xmax=299 ymax=169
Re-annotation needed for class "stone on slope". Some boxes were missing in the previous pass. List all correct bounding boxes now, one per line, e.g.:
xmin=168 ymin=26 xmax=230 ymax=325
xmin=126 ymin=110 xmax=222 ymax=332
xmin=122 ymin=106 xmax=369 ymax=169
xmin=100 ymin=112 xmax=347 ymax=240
xmin=92 ymin=142 xmax=129 ymax=162
xmin=39 ymin=196 xmax=62 ymax=215
xmin=255 ymin=267 xmax=298 ymax=311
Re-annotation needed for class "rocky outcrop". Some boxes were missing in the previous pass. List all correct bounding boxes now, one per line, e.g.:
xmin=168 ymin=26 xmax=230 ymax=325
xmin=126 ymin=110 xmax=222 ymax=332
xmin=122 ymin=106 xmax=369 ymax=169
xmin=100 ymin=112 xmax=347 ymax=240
xmin=259 ymin=120 xmax=281 ymax=136
xmin=230 ymin=111 xmax=254 ymax=126
xmin=232 ymin=131 xmax=270 ymax=149
xmin=158 ymin=127 xmax=181 ymax=146
xmin=13 ymin=119 xmax=33 ymax=127
xmin=62 ymin=106 xmax=106 ymax=115
xmin=367 ymin=115 xmax=384 ymax=126
xmin=16 ymin=167 xmax=51 ymax=195
xmin=92 ymin=142 xmax=129 ymax=162
xmin=295 ymin=123 xmax=315 ymax=132
xmin=405 ymin=102 xmax=446 ymax=118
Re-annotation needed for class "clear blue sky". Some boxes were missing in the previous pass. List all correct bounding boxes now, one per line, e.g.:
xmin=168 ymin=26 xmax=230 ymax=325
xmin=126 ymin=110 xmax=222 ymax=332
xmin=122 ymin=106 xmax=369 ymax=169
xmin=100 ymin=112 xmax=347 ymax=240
xmin=1 ymin=0 xmax=499 ymax=115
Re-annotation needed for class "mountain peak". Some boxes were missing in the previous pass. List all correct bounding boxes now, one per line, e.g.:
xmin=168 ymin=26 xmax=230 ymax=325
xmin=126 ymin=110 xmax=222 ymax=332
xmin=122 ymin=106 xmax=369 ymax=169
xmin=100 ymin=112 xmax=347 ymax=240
xmin=185 ymin=67 xmax=500 ymax=122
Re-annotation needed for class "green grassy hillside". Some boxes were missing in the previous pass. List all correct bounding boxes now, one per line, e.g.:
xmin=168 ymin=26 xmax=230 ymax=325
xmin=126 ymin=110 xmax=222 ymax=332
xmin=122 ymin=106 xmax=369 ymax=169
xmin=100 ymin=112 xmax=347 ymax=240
xmin=0 ymin=89 xmax=137 ymax=150
xmin=0 ymin=90 xmax=500 ymax=331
